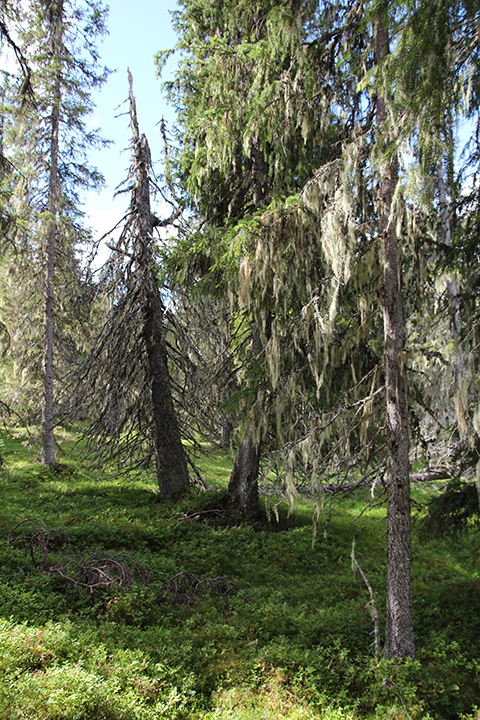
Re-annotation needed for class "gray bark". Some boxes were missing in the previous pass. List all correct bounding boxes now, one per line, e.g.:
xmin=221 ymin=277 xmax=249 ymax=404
xmin=42 ymin=0 xmax=63 ymax=466
xmin=375 ymin=16 xmax=415 ymax=659
xmin=224 ymin=433 xmax=260 ymax=517
xmin=128 ymin=71 xmax=189 ymax=501
xmin=437 ymin=161 xmax=468 ymax=436
xmin=224 ymin=326 xmax=264 ymax=516
xmin=220 ymin=412 xmax=234 ymax=447
xmin=224 ymin=141 xmax=269 ymax=516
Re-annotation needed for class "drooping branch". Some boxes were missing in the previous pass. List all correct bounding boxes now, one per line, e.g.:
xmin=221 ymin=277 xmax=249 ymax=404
xmin=0 ymin=9 xmax=33 ymax=103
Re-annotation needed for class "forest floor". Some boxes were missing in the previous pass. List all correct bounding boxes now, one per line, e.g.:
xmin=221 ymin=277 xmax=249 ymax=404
xmin=0 ymin=427 xmax=479 ymax=719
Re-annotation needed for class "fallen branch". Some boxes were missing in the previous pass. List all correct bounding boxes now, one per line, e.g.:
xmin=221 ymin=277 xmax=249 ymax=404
xmin=351 ymin=537 xmax=381 ymax=659
xmin=176 ymin=509 xmax=226 ymax=522
xmin=8 ymin=518 xmax=150 ymax=594
xmin=8 ymin=519 xmax=241 ymax=610
xmin=409 ymin=469 xmax=452 ymax=483
xmin=160 ymin=570 xmax=239 ymax=611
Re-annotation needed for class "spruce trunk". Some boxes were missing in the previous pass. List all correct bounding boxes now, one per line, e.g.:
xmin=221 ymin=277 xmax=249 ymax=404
xmin=42 ymin=0 xmax=63 ymax=466
xmin=143 ymin=261 xmax=190 ymax=501
xmin=375 ymin=16 xmax=415 ymax=659
xmin=42 ymin=218 xmax=56 ymax=466
xmin=224 ymin=433 xmax=260 ymax=517
xmin=224 ymin=327 xmax=264 ymax=517
xmin=224 ymin=153 xmax=268 ymax=517
xmin=128 ymin=72 xmax=189 ymax=501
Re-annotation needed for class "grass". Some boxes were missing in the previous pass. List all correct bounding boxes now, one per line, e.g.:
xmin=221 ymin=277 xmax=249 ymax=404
xmin=0 ymin=427 xmax=479 ymax=719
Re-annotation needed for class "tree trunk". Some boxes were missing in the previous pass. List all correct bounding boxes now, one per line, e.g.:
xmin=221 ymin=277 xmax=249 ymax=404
xmin=42 ymin=214 xmax=56 ymax=466
xmin=375 ymin=16 xmax=415 ymax=659
xmin=128 ymin=71 xmax=189 ymax=501
xmin=220 ymin=411 xmax=234 ymax=447
xmin=143 ymin=264 xmax=190 ymax=501
xmin=218 ymin=324 xmax=235 ymax=447
xmin=437 ymin=161 xmax=469 ymax=437
xmin=224 ymin=433 xmax=260 ymax=517
xmin=224 ymin=326 xmax=264 ymax=516
xmin=42 ymin=0 xmax=63 ymax=466
xmin=224 ymin=145 xmax=269 ymax=516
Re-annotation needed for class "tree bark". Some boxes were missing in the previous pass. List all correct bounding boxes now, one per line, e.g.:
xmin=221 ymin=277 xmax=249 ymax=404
xmin=224 ymin=326 xmax=264 ymax=517
xmin=42 ymin=0 xmax=63 ymax=466
xmin=224 ymin=433 xmax=261 ymax=517
xmin=224 ymin=141 xmax=270 ymax=517
xmin=437 ymin=161 xmax=469 ymax=437
xmin=220 ymin=412 xmax=234 ymax=447
xmin=375 ymin=16 xmax=415 ymax=659
xmin=128 ymin=71 xmax=189 ymax=501
xmin=143 ymin=265 xmax=190 ymax=501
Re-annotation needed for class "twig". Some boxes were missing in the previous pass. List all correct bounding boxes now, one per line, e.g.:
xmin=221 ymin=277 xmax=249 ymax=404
xmin=351 ymin=537 xmax=381 ymax=659
xmin=177 ymin=509 xmax=226 ymax=521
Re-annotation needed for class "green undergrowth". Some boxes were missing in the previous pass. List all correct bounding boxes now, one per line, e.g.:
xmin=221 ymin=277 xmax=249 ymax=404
xmin=0 ymin=428 xmax=479 ymax=719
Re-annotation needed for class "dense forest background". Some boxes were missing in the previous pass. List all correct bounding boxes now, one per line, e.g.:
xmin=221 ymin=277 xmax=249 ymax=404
xmin=0 ymin=0 xmax=480 ymax=718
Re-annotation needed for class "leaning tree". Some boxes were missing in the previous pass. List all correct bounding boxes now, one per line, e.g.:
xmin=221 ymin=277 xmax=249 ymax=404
xmin=69 ymin=72 xmax=190 ymax=502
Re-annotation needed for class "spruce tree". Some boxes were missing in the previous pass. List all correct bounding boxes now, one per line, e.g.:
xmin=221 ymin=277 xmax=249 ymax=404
xmin=373 ymin=0 xmax=480 ymax=548
xmin=374 ymin=9 xmax=414 ymax=661
xmin=162 ymin=0 xmax=480 ymax=657
xmin=159 ymin=0 xmax=350 ymax=515
xmin=0 ymin=0 xmax=108 ymax=455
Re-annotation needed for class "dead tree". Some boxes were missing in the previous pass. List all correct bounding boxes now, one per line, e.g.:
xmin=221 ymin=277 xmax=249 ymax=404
xmin=68 ymin=72 xmax=189 ymax=501
xmin=127 ymin=71 xmax=189 ymax=500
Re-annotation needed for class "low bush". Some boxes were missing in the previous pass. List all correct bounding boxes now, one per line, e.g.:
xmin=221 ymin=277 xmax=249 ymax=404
xmin=0 ymin=430 xmax=478 ymax=719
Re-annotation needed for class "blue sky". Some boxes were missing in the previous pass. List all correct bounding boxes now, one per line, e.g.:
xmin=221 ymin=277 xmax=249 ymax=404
xmin=85 ymin=0 xmax=180 ymax=243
